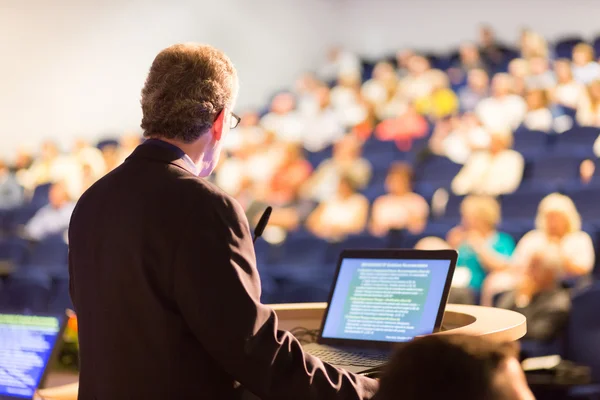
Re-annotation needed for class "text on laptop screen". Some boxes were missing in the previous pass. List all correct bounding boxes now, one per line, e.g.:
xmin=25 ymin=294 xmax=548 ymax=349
xmin=321 ymin=258 xmax=451 ymax=343
xmin=0 ymin=314 xmax=62 ymax=399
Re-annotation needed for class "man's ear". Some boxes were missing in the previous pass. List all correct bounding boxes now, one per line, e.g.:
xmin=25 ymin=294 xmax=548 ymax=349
xmin=212 ymin=109 xmax=225 ymax=141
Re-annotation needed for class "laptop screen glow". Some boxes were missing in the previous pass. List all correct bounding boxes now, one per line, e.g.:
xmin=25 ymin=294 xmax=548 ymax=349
xmin=0 ymin=314 xmax=63 ymax=399
xmin=321 ymin=258 xmax=451 ymax=343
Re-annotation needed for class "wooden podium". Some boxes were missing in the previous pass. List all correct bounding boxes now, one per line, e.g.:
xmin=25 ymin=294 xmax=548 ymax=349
xmin=36 ymin=303 xmax=526 ymax=399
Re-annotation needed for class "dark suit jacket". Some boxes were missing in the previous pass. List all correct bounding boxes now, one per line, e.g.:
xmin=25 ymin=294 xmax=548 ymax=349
xmin=69 ymin=140 xmax=377 ymax=400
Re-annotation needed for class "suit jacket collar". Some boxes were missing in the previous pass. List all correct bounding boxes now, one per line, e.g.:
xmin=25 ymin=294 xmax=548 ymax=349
xmin=126 ymin=139 xmax=199 ymax=176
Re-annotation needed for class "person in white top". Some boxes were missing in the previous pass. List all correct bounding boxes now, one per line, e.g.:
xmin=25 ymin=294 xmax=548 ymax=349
xmin=572 ymin=43 xmax=600 ymax=85
xmin=370 ymin=162 xmax=429 ymax=236
xmin=361 ymin=61 xmax=405 ymax=120
xmin=399 ymin=55 xmax=437 ymax=101
xmin=329 ymin=70 xmax=369 ymax=129
xmin=481 ymin=193 xmax=595 ymax=305
xmin=576 ymin=80 xmax=600 ymax=127
xmin=452 ymin=132 xmax=524 ymax=196
xmin=306 ymin=175 xmax=369 ymax=241
xmin=523 ymin=89 xmax=554 ymax=132
xmin=301 ymin=85 xmax=345 ymax=152
xmin=525 ymin=57 xmax=555 ymax=90
xmin=429 ymin=113 xmax=490 ymax=164
xmin=318 ymin=47 xmax=362 ymax=83
xmin=476 ymin=74 xmax=527 ymax=132
xmin=260 ymin=92 xmax=305 ymax=143
xmin=551 ymin=59 xmax=586 ymax=110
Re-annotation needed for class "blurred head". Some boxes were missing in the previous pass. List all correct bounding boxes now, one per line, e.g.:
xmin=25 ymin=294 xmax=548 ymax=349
xmin=587 ymin=80 xmax=600 ymax=103
xmin=460 ymin=42 xmax=481 ymax=65
xmin=460 ymin=195 xmax=501 ymax=233
xmin=508 ymin=59 xmax=530 ymax=79
xmin=535 ymin=193 xmax=581 ymax=237
xmin=396 ymin=49 xmax=416 ymax=69
xmin=430 ymin=69 xmax=450 ymax=90
xmin=479 ymin=25 xmax=495 ymax=47
xmin=489 ymin=132 xmax=513 ymax=153
xmin=525 ymin=89 xmax=549 ymax=110
xmin=41 ymin=141 xmax=59 ymax=162
xmin=376 ymin=335 xmax=532 ymax=400
xmin=580 ymin=159 xmax=596 ymax=184
xmin=49 ymin=182 xmax=71 ymax=208
xmin=73 ymin=138 xmax=90 ymax=152
xmin=271 ymin=92 xmax=296 ymax=114
xmin=385 ymin=162 xmax=413 ymax=195
xmin=337 ymin=175 xmax=356 ymax=198
xmin=492 ymin=74 xmax=515 ymax=97
xmin=468 ymin=68 xmax=490 ymax=91
xmin=141 ymin=43 xmax=238 ymax=176
xmin=0 ymin=160 xmax=7 ymax=176
xmin=573 ymin=43 xmax=595 ymax=66
xmin=280 ymin=143 xmax=303 ymax=165
xmin=240 ymin=111 xmax=259 ymax=127
xmin=520 ymin=30 xmax=548 ymax=59
xmin=15 ymin=148 xmax=33 ymax=170
xmin=554 ymin=59 xmax=573 ymax=83
xmin=120 ymin=134 xmax=142 ymax=151
xmin=337 ymin=70 xmax=362 ymax=88
xmin=295 ymin=72 xmax=321 ymax=94
xmin=526 ymin=257 xmax=559 ymax=291
xmin=408 ymin=55 xmax=431 ymax=75
xmin=315 ymin=85 xmax=331 ymax=108
xmin=372 ymin=61 xmax=396 ymax=82
xmin=333 ymin=135 xmax=362 ymax=162
xmin=529 ymin=56 xmax=549 ymax=75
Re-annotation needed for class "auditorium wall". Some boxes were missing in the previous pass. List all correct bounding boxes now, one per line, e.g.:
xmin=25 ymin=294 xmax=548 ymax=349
xmin=1 ymin=0 xmax=598 ymax=158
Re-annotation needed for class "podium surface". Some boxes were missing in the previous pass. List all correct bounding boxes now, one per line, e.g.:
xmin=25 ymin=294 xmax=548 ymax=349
xmin=36 ymin=303 xmax=526 ymax=399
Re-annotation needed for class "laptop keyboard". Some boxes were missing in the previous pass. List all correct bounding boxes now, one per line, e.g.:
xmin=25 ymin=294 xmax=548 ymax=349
xmin=307 ymin=347 xmax=388 ymax=367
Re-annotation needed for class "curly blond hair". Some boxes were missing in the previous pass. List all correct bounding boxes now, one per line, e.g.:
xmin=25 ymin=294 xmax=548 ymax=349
xmin=535 ymin=193 xmax=582 ymax=233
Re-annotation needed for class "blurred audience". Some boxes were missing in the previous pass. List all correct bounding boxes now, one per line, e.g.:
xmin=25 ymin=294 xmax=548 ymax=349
xmin=414 ymin=70 xmax=459 ymax=120
xmin=429 ymin=113 xmax=490 ymax=164
xmin=572 ymin=43 xmax=600 ymax=84
xmin=375 ymin=335 xmax=534 ymax=400
xmin=476 ymin=73 xmax=527 ymax=132
xmin=577 ymin=79 xmax=600 ymax=127
xmin=306 ymin=175 xmax=369 ymax=241
xmin=452 ymin=132 xmax=524 ymax=196
xmin=369 ymin=163 xmax=428 ymax=236
xmin=301 ymin=85 xmax=345 ymax=152
xmin=525 ymin=56 xmax=555 ymax=90
xmin=523 ymin=89 xmax=554 ymax=132
xmin=0 ymin=160 xmax=24 ymax=210
xmin=375 ymin=104 xmax=428 ymax=151
xmin=458 ymin=68 xmax=490 ymax=112
xmin=447 ymin=196 xmax=515 ymax=293
xmin=260 ymin=92 xmax=304 ymax=143
xmin=23 ymin=182 xmax=75 ymax=241
xmin=552 ymin=59 xmax=586 ymax=109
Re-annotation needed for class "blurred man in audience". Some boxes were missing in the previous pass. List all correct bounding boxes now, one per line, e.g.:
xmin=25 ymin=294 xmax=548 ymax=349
xmin=572 ymin=43 xmax=600 ymax=84
xmin=260 ymin=92 xmax=305 ymax=143
xmin=0 ymin=160 xmax=24 ymax=210
xmin=446 ymin=196 xmax=515 ymax=296
xmin=306 ymin=175 xmax=369 ymax=241
xmin=375 ymin=335 xmax=534 ymax=400
xmin=577 ymin=79 xmax=600 ymax=127
xmin=395 ymin=49 xmax=415 ymax=78
xmin=24 ymin=181 xmax=74 ymax=241
xmin=476 ymin=73 xmax=527 ymax=132
xmin=523 ymin=89 xmax=554 ymax=132
xmin=302 ymin=135 xmax=372 ymax=202
xmin=552 ymin=59 xmax=586 ymax=110
xmin=482 ymin=193 xmax=594 ymax=306
xmin=458 ymin=68 xmax=490 ymax=112
xmin=448 ymin=42 xmax=488 ymax=85
xmin=452 ymin=131 xmax=524 ymax=196
xmin=498 ymin=257 xmax=570 ymax=342
xmin=370 ymin=163 xmax=428 ymax=236
xmin=478 ymin=25 xmax=505 ymax=69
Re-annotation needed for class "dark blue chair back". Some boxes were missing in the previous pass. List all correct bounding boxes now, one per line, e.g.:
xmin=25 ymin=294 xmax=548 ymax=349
xmin=30 ymin=183 xmax=52 ymax=210
xmin=501 ymin=190 xmax=548 ymax=221
xmin=513 ymin=130 xmax=549 ymax=157
xmin=0 ymin=268 xmax=52 ymax=313
xmin=27 ymin=233 xmax=69 ymax=268
xmin=529 ymin=155 xmax=583 ymax=189
xmin=414 ymin=156 xmax=462 ymax=188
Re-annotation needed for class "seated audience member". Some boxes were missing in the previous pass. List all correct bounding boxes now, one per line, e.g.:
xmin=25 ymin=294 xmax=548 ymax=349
xmin=395 ymin=49 xmax=415 ymax=78
xmin=72 ymin=138 xmax=107 ymax=182
xmin=306 ymin=175 xmax=369 ymax=241
xmin=523 ymin=89 xmax=554 ymax=132
xmin=446 ymin=196 xmax=515 ymax=294
xmin=260 ymin=92 xmax=304 ymax=143
xmin=430 ymin=113 xmax=490 ymax=164
xmin=452 ymin=132 xmax=524 ymax=196
xmin=361 ymin=61 xmax=403 ymax=120
xmin=507 ymin=58 xmax=530 ymax=97
xmin=551 ymin=59 xmax=587 ymax=110
xmin=330 ymin=70 xmax=369 ymax=129
xmin=458 ymin=68 xmax=490 ymax=112
xmin=375 ymin=335 xmax=534 ymax=400
xmin=482 ymin=193 xmax=594 ymax=306
xmin=572 ymin=43 xmax=600 ymax=84
xmin=374 ymin=104 xmax=428 ymax=151
xmin=520 ymin=29 xmax=549 ymax=60
xmin=370 ymin=163 xmax=429 ymax=236
xmin=318 ymin=46 xmax=362 ymax=83
xmin=525 ymin=56 xmax=555 ymax=90
xmin=0 ymin=160 xmax=24 ymax=210
xmin=414 ymin=70 xmax=459 ymax=120
xmin=576 ymin=79 xmax=600 ymax=127
xmin=18 ymin=141 xmax=61 ymax=192
xmin=267 ymin=144 xmax=313 ymax=206
xmin=23 ymin=182 xmax=75 ymax=241
xmin=301 ymin=135 xmax=372 ymax=202
xmin=448 ymin=42 xmax=488 ymax=85
xmin=476 ymin=73 xmax=527 ymax=132
xmin=478 ymin=25 xmax=505 ymax=68
xmin=498 ymin=257 xmax=570 ymax=342
xmin=400 ymin=55 xmax=436 ymax=101
xmin=301 ymin=85 xmax=345 ymax=152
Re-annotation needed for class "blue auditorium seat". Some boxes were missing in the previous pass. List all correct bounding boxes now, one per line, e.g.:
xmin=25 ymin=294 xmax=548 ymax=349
xmin=566 ymin=187 xmax=600 ymax=224
xmin=26 ymin=234 xmax=68 ymax=270
xmin=414 ymin=156 xmax=462 ymax=188
xmin=0 ymin=268 xmax=52 ymax=313
xmin=443 ymin=194 xmax=465 ymax=221
xmin=501 ymin=190 xmax=548 ymax=221
xmin=512 ymin=129 xmax=549 ymax=158
xmin=305 ymin=146 xmax=332 ymax=169
xmin=528 ymin=155 xmax=583 ymax=190
xmin=30 ymin=183 xmax=51 ymax=210
xmin=554 ymin=36 xmax=584 ymax=59
xmin=48 ymin=276 xmax=72 ymax=313
xmin=552 ymin=126 xmax=600 ymax=156
xmin=389 ymin=222 xmax=454 ymax=249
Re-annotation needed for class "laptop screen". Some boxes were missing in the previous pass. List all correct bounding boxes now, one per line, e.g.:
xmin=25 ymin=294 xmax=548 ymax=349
xmin=321 ymin=257 xmax=451 ymax=343
xmin=0 ymin=313 xmax=65 ymax=399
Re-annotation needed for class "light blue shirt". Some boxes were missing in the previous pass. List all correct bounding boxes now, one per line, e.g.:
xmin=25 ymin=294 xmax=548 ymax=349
xmin=25 ymin=202 xmax=76 ymax=241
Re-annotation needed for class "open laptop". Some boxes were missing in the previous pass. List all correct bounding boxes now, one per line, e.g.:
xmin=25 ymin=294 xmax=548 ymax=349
xmin=0 ymin=312 xmax=67 ymax=400
xmin=304 ymin=249 xmax=457 ymax=373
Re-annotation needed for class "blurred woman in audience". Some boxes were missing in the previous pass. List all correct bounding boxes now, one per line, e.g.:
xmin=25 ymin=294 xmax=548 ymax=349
xmin=414 ymin=70 xmax=459 ymax=121
xmin=330 ymin=70 xmax=369 ymax=129
xmin=361 ymin=61 xmax=404 ymax=120
xmin=301 ymin=135 xmax=372 ymax=202
xmin=72 ymin=139 xmax=106 ymax=182
xmin=552 ymin=59 xmax=586 ymax=110
xmin=507 ymin=58 xmax=529 ymax=97
xmin=429 ymin=113 xmax=490 ymax=164
xmin=260 ymin=92 xmax=304 ymax=143
xmin=267 ymin=144 xmax=312 ymax=206
xmin=301 ymin=85 xmax=345 ymax=152
xmin=482 ymin=193 xmax=595 ymax=305
xmin=400 ymin=55 xmax=436 ymax=101
xmin=458 ymin=68 xmax=490 ymax=113
xmin=446 ymin=196 xmax=515 ymax=294
xmin=375 ymin=104 xmax=428 ymax=151
xmin=476 ymin=73 xmax=527 ymax=132
xmin=523 ymin=89 xmax=553 ymax=132
xmin=572 ymin=43 xmax=600 ymax=84
xmin=525 ymin=56 xmax=555 ymax=90
xmin=520 ymin=29 xmax=549 ymax=60
xmin=452 ymin=131 xmax=524 ymax=196
xmin=306 ymin=175 xmax=369 ymax=241
xmin=577 ymin=79 xmax=600 ymax=127
xmin=370 ymin=163 xmax=429 ymax=236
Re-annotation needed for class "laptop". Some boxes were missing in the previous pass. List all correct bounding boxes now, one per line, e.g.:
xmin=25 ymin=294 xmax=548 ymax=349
xmin=304 ymin=249 xmax=457 ymax=373
xmin=0 ymin=312 xmax=67 ymax=400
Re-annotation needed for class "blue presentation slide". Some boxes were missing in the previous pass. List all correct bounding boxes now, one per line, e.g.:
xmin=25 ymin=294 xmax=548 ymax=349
xmin=321 ymin=258 xmax=450 ymax=342
xmin=0 ymin=314 xmax=61 ymax=399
